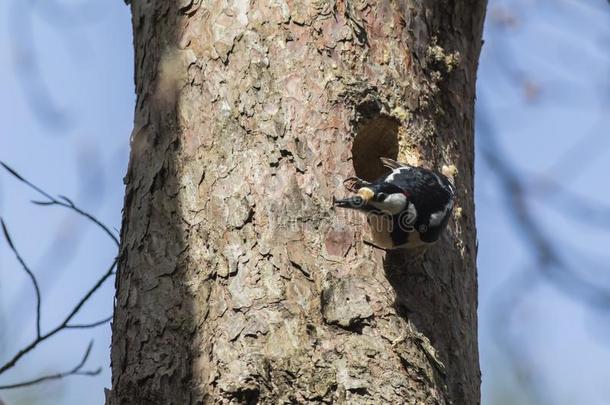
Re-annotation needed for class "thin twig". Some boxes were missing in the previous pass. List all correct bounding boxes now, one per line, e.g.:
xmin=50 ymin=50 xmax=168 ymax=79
xmin=0 ymin=161 xmax=119 ymax=388
xmin=0 ymin=161 xmax=119 ymax=247
xmin=0 ymin=341 xmax=101 ymax=390
xmin=66 ymin=315 xmax=113 ymax=329
xmin=0 ymin=258 xmax=117 ymax=375
xmin=0 ymin=160 xmax=119 ymax=386
xmin=1 ymin=219 xmax=42 ymax=338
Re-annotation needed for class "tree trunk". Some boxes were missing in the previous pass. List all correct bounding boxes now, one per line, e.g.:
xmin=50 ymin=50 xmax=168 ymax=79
xmin=107 ymin=1 xmax=486 ymax=404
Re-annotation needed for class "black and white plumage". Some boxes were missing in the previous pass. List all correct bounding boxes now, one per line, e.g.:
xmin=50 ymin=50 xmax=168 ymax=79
xmin=334 ymin=157 xmax=456 ymax=250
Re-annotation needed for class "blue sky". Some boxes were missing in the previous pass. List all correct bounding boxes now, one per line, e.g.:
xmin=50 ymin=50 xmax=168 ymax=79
xmin=477 ymin=1 xmax=610 ymax=404
xmin=0 ymin=1 xmax=609 ymax=404
xmin=0 ymin=1 xmax=131 ymax=404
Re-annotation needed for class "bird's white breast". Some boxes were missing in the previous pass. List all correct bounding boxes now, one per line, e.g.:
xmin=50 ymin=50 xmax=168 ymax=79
xmin=367 ymin=214 xmax=430 ymax=250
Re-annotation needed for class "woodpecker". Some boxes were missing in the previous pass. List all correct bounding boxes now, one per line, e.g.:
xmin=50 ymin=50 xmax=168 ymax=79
xmin=334 ymin=157 xmax=456 ymax=250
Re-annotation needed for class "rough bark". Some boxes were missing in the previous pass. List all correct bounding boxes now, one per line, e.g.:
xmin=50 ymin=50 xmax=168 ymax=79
xmin=107 ymin=1 xmax=486 ymax=404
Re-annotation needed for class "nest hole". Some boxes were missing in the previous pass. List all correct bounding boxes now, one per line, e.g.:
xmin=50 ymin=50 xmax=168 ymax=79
xmin=352 ymin=116 xmax=399 ymax=182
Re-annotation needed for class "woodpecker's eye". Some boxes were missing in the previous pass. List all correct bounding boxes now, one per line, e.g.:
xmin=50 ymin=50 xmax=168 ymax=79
xmin=376 ymin=192 xmax=388 ymax=201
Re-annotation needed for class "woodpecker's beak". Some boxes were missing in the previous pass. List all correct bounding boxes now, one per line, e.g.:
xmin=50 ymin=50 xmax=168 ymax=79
xmin=333 ymin=187 xmax=374 ymax=209
xmin=334 ymin=196 xmax=365 ymax=209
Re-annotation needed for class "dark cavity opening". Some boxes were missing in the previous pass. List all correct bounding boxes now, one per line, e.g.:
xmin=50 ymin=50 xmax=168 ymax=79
xmin=352 ymin=116 xmax=400 ymax=182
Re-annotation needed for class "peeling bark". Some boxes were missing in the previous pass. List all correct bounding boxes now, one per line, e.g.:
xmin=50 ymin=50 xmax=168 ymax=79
xmin=108 ymin=1 xmax=486 ymax=404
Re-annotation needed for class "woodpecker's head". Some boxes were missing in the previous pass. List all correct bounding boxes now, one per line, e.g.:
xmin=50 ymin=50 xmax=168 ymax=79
xmin=334 ymin=183 xmax=408 ymax=215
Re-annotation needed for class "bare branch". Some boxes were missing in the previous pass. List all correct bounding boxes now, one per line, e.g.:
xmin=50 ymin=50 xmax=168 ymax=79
xmin=0 ymin=161 xmax=119 ymax=387
xmin=0 ymin=258 xmax=117 ymax=375
xmin=0 ymin=341 xmax=101 ymax=390
xmin=0 ymin=161 xmax=119 ymax=247
xmin=66 ymin=315 xmax=113 ymax=330
xmin=1 ymin=218 xmax=42 ymax=338
xmin=61 ymin=258 xmax=118 ymax=328
xmin=0 ymin=161 xmax=54 ymax=201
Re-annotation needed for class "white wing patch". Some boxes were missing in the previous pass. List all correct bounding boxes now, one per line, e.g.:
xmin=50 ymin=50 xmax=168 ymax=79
xmin=429 ymin=200 xmax=454 ymax=227
xmin=406 ymin=202 xmax=417 ymax=225
xmin=379 ymin=157 xmax=405 ymax=170
xmin=385 ymin=167 xmax=411 ymax=183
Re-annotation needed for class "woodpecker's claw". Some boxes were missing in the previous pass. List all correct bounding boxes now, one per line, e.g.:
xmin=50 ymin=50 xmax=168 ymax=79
xmin=343 ymin=176 xmax=370 ymax=193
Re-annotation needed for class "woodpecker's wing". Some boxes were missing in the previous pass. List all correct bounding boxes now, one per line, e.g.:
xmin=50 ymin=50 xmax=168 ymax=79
xmin=379 ymin=157 xmax=411 ymax=171
xmin=394 ymin=167 xmax=453 ymax=204
xmin=382 ymin=166 xmax=455 ymax=239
